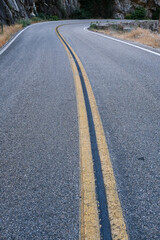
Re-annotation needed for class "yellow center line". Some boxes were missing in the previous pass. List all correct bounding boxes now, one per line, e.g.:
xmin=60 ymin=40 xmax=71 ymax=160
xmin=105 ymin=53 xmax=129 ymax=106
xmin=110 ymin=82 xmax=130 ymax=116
xmin=56 ymin=25 xmax=100 ymax=239
xmin=56 ymin=24 xmax=128 ymax=240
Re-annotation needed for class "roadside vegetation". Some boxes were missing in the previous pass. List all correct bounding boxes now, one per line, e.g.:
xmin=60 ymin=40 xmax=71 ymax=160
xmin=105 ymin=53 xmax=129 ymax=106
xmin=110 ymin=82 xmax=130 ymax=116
xmin=1 ymin=4 xmax=160 ymax=50
xmin=31 ymin=13 xmax=59 ymax=23
xmin=71 ymin=0 xmax=113 ymax=19
xmin=0 ymin=14 xmax=59 ymax=48
xmin=113 ymin=28 xmax=160 ymax=48
xmin=125 ymin=7 xmax=147 ymax=20
xmin=125 ymin=7 xmax=160 ymax=20
xmin=90 ymin=25 xmax=160 ymax=48
xmin=16 ymin=19 xmax=31 ymax=27
xmin=0 ymin=24 xmax=22 ymax=48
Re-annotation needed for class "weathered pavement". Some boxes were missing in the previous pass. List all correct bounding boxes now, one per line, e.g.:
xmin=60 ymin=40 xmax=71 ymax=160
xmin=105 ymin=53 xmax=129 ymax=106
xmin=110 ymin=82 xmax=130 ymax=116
xmin=59 ymin=23 xmax=160 ymax=239
xmin=0 ymin=21 xmax=80 ymax=240
xmin=0 ymin=20 xmax=160 ymax=239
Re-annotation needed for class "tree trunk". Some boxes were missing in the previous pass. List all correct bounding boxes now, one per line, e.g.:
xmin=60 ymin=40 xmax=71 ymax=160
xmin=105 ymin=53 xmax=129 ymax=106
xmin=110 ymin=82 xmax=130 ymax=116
xmin=159 ymin=14 xmax=160 ymax=33
xmin=0 ymin=20 xmax=4 ymax=33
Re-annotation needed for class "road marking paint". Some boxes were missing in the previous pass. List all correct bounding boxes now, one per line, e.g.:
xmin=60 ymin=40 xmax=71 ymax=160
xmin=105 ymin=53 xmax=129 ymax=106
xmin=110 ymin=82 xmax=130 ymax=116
xmin=84 ymin=26 xmax=160 ymax=57
xmin=56 ymin=25 xmax=100 ymax=240
xmin=77 ymin=58 xmax=128 ymax=240
xmin=0 ymin=21 xmax=61 ymax=56
xmin=0 ymin=26 xmax=31 ymax=56
xmin=56 ymin=24 xmax=128 ymax=239
xmin=0 ymin=21 xmax=88 ymax=56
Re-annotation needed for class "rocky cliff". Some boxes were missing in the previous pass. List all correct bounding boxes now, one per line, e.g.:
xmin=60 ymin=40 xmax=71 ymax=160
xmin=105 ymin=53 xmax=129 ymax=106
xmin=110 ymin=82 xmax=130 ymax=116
xmin=113 ymin=0 xmax=160 ymax=19
xmin=0 ymin=0 xmax=160 ymax=25
xmin=0 ymin=0 xmax=34 ymax=24
xmin=0 ymin=0 xmax=79 ymax=24
xmin=36 ymin=0 xmax=79 ymax=18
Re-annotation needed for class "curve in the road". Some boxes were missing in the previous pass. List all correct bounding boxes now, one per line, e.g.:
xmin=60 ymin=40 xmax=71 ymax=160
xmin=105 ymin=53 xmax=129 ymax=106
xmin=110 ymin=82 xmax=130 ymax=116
xmin=84 ymin=27 xmax=160 ymax=57
xmin=56 ymin=24 xmax=128 ymax=240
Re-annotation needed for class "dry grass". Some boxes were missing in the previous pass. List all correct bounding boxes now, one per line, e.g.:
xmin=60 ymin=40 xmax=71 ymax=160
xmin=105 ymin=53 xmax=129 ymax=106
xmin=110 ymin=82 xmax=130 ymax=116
xmin=0 ymin=24 xmax=22 ymax=48
xmin=94 ymin=28 xmax=160 ymax=48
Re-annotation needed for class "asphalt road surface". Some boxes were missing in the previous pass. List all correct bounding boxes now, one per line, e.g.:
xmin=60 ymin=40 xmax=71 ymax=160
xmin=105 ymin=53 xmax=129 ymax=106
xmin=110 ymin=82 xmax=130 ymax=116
xmin=0 ymin=20 xmax=160 ymax=239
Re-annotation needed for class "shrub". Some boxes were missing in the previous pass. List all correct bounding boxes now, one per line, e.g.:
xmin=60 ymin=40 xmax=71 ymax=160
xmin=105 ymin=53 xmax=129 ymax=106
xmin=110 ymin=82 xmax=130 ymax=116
xmin=48 ymin=16 xmax=59 ymax=21
xmin=36 ymin=14 xmax=59 ymax=21
xmin=125 ymin=7 xmax=147 ymax=20
xmin=131 ymin=7 xmax=147 ymax=20
xmin=125 ymin=14 xmax=132 ymax=19
xmin=90 ymin=23 xmax=97 ymax=29
xmin=16 ymin=19 xmax=31 ymax=27
xmin=31 ymin=17 xmax=43 ymax=23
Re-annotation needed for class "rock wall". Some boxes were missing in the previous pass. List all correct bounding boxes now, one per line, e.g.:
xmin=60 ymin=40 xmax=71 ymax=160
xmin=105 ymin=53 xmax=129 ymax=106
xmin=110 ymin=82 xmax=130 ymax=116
xmin=94 ymin=20 xmax=159 ymax=32
xmin=35 ymin=0 xmax=79 ymax=18
xmin=0 ymin=0 xmax=160 ymax=24
xmin=113 ymin=0 xmax=160 ymax=19
xmin=0 ymin=0 xmax=35 ymax=24
xmin=62 ymin=0 xmax=79 ymax=16
xmin=0 ymin=0 xmax=79 ymax=24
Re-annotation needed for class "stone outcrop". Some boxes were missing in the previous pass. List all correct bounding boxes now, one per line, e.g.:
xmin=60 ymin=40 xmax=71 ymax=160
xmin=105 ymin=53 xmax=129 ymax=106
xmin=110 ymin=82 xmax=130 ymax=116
xmin=94 ymin=20 xmax=159 ymax=32
xmin=35 ymin=0 xmax=79 ymax=18
xmin=0 ymin=0 xmax=79 ymax=24
xmin=0 ymin=0 xmax=35 ymax=24
xmin=0 ymin=0 xmax=160 ymax=25
xmin=62 ymin=0 xmax=79 ymax=17
xmin=113 ymin=0 xmax=160 ymax=19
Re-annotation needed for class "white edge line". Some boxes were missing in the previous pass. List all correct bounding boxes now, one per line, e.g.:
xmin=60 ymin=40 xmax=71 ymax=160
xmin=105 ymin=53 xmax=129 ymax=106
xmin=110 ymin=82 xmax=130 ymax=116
xmin=0 ymin=21 xmax=84 ymax=56
xmin=1 ymin=23 xmax=159 ymax=57
xmin=0 ymin=25 xmax=31 ymax=56
xmin=84 ymin=26 xmax=160 ymax=57
xmin=0 ymin=21 xmax=53 ymax=56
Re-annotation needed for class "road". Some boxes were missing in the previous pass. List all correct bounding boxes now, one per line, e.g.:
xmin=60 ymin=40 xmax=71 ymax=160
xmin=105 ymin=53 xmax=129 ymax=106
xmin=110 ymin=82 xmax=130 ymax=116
xmin=0 ymin=20 xmax=160 ymax=240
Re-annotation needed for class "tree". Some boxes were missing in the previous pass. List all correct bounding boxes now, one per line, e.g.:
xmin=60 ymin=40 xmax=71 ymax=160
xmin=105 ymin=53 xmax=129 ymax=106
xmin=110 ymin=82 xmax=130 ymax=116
xmin=79 ymin=0 xmax=113 ymax=18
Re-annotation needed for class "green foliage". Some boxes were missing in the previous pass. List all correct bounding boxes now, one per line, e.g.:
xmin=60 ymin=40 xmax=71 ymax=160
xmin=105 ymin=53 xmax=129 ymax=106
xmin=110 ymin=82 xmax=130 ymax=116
xmin=131 ymin=7 xmax=147 ymax=20
xmin=71 ymin=9 xmax=92 ymax=19
xmin=16 ymin=19 xmax=31 ymax=27
xmin=152 ymin=8 xmax=160 ymax=20
xmin=47 ymin=16 xmax=59 ymax=21
xmin=90 ymin=23 xmax=97 ymax=29
xmin=125 ymin=14 xmax=132 ymax=19
xmin=125 ymin=7 xmax=147 ymax=20
xmin=19 ymin=14 xmax=59 ymax=25
xmin=79 ymin=0 xmax=113 ymax=18
xmin=33 ymin=14 xmax=59 ymax=22
xmin=31 ymin=17 xmax=43 ymax=23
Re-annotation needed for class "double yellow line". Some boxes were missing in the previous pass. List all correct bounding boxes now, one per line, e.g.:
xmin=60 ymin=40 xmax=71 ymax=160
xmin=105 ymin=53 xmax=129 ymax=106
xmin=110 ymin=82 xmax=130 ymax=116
xmin=56 ymin=25 xmax=128 ymax=240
